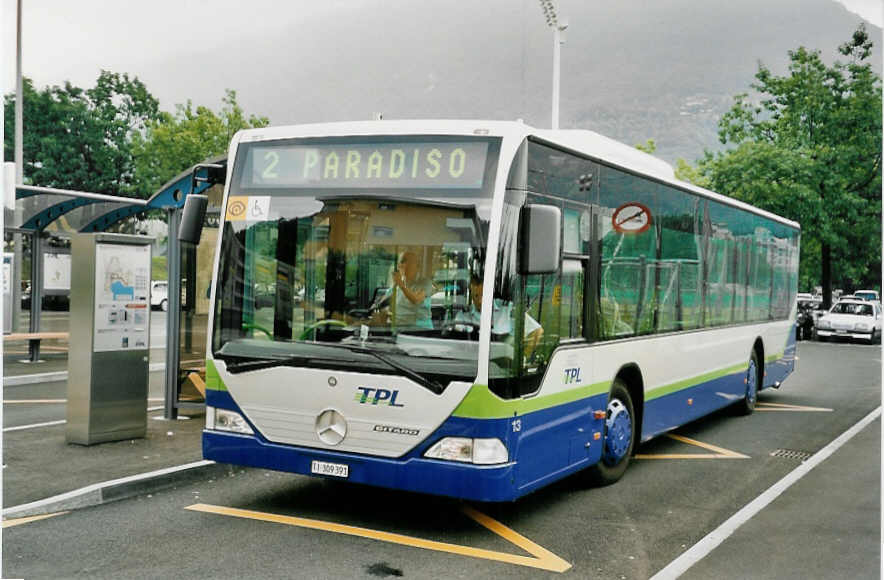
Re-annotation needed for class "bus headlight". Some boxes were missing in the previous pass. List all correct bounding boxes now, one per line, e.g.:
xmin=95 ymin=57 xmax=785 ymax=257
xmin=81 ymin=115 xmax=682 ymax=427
xmin=207 ymin=406 xmax=254 ymax=435
xmin=424 ymin=437 xmax=508 ymax=465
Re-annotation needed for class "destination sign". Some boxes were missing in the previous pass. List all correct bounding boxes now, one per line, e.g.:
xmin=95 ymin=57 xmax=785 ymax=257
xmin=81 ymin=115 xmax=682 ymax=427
xmin=242 ymin=141 xmax=489 ymax=190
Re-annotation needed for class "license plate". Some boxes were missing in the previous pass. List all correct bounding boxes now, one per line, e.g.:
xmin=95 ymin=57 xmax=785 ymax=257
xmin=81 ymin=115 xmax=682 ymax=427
xmin=311 ymin=460 xmax=349 ymax=478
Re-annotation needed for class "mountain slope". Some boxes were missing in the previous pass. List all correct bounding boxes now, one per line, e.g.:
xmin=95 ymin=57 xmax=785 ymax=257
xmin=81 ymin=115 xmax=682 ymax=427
xmin=143 ymin=0 xmax=879 ymax=163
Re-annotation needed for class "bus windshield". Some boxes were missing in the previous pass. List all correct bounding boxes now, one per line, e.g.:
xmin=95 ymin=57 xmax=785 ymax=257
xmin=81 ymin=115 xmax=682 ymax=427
xmin=212 ymin=136 xmax=501 ymax=390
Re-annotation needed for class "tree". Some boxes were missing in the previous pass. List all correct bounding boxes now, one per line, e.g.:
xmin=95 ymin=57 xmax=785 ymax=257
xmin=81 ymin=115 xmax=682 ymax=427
xmin=3 ymin=71 xmax=160 ymax=196
xmin=699 ymin=25 xmax=881 ymax=306
xmin=131 ymin=90 xmax=270 ymax=195
xmin=634 ymin=139 xmax=656 ymax=154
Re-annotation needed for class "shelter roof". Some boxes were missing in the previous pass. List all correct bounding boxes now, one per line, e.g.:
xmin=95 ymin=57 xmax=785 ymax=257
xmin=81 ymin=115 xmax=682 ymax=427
xmin=9 ymin=156 xmax=226 ymax=233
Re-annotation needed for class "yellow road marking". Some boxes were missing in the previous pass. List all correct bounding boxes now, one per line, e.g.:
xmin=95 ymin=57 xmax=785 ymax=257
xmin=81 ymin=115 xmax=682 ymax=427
xmin=6 ymin=346 xmax=68 ymax=352
xmin=636 ymin=433 xmax=749 ymax=460
xmin=186 ymin=503 xmax=571 ymax=573
xmin=756 ymin=402 xmax=833 ymax=412
xmin=3 ymin=399 xmax=68 ymax=404
xmin=3 ymin=511 xmax=68 ymax=528
xmin=460 ymin=505 xmax=571 ymax=571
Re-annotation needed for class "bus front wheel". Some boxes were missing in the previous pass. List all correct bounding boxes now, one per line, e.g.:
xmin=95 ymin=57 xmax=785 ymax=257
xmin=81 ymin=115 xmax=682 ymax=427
xmin=585 ymin=379 xmax=635 ymax=487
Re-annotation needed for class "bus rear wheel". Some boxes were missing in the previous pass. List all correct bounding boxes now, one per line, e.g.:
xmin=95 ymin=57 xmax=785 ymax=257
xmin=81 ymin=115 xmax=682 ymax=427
xmin=738 ymin=350 xmax=761 ymax=415
xmin=585 ymin=379 xmax=635 ymax=486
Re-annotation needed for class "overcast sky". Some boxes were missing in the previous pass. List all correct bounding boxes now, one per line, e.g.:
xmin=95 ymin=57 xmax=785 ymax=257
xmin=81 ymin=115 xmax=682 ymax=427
xmin=1 ymin=0 xmax=880 ymax=135
xmin=4 ymin=1 xmax=880 ymax=92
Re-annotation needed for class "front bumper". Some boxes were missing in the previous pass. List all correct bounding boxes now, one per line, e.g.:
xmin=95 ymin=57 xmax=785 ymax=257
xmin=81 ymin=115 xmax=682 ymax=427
xmin=203 ymin=430 xmax=519 ymax=502
xmin=816 ymin=329 xmax=874 ymax=341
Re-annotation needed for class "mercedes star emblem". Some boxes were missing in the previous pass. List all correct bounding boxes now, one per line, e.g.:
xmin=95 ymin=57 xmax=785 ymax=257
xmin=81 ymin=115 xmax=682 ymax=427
xmin=315 ymin=409 xmax=348 ymax=446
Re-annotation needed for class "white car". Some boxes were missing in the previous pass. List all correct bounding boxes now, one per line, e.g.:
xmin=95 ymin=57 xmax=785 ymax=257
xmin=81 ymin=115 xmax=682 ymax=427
xmin=151 ymin=280 xmax=169 ymax=311
xmin=853 ymin=290 xmax=880 ymax=303
xmin=815 ymin=299 xmax=882 ymax=343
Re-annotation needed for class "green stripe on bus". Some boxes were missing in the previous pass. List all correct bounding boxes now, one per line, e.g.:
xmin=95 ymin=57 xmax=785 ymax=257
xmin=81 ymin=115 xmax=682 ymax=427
xmin=205 ymin=359 xmax=227 ymax=392
xmin=454 ymin=358 xmax=760 ymax=419
xmin=645 ymin=362 xmax=748 ymax=401
xmin=452 ymin=381 xmax=611 ymax=420
xmin=766 ymin=351 xmax=784 ymax=363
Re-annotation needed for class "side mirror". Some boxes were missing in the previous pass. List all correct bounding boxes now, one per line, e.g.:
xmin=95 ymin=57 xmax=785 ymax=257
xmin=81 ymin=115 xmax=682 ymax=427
xmin=178 ymin=194 xmax=208 ymax=245
xmin=519 ymin=204 xmax=561 ymax=275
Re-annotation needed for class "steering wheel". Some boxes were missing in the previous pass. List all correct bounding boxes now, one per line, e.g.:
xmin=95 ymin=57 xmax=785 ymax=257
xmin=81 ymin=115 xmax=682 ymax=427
xmin=242 ymin=322 xmax=273 ymax=339
xmin=298 ymin=319 xmax=348 ymax=341
xmin=440 ymin=320 xmax=480 ymax=339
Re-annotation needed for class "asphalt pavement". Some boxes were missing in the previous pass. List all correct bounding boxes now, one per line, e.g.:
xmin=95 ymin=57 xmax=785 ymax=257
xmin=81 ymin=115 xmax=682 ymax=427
xmin=2 ymin=371 xmax=209 ymax=508
xmin=4 ymin=311 xmax=168 ymax=382
xmin=1 ymin=339 xmax=880 ymax=579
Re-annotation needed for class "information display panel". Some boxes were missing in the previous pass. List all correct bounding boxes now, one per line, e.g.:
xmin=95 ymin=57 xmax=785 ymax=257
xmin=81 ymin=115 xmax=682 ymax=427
xmin=240 ymin=140 xmax=490 ymax=190
xmin=93 ymin=243 xmax=151 ymax=352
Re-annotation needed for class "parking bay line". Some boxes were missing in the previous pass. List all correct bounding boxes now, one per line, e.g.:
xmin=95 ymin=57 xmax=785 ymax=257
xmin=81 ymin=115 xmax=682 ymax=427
xmin=2 ymin=511 xmax=68 ymax=528
xmin=3 ymin=398 xmax=165 ymax=404
xmin=185 ymin=503 xmax=572 ymax=573
xmin=756 ymin=402 xmax=833 ymax=412
xmin=3 ymin=406 xmax=165 ymax=432
xmin=636 ymin=401 xmax=836 ymax=460
xmin=635 ymin=433 xmax=750 ymax=460
xmin=650 ymin=405 xmax=882 ymax=579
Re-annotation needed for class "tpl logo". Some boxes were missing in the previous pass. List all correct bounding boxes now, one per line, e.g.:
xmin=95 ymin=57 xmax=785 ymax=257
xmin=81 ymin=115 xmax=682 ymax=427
xmin=563 ymin=367 xmax=582 ymax=384
xmin=355 ymin=387 xmax=405 ymax=407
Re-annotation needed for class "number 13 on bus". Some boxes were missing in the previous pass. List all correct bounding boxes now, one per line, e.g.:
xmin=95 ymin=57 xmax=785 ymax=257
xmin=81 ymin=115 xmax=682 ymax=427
xmin=200 ymin=120 xmax=799 ymax=502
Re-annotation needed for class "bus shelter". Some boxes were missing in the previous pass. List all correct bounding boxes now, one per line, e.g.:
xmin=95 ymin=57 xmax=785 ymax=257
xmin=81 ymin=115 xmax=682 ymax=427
xmin=4 ymin=158 xmax=226 ymax=420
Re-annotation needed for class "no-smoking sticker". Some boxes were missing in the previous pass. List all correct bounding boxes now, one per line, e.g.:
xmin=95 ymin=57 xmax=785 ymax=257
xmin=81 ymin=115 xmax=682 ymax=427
xmin=611 ymin=202 xmax=652 ymax=234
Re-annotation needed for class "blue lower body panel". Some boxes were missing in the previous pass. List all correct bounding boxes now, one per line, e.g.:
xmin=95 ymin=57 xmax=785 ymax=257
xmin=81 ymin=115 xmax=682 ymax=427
xmin=642 ymin=336 xmax=797 ymax=440
xmin=204 ymin=430 xmax=518 ymax=502
xmin=643 ymin=370 xmax=747 ymax=439
xmin=204 ymin=389 xmax=608 ymax=502
xmin=765 ymin=330 xmax=797 ymax=388
xmin=204 ymin=337 xmax=797 ymax=502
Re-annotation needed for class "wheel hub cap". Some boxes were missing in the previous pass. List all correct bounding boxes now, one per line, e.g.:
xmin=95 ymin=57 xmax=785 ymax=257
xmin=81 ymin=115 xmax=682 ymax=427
xmin=746 ymin=359 xmax=758 ymax=405
xmin=604 ymin=399 xmax=632 ymax=465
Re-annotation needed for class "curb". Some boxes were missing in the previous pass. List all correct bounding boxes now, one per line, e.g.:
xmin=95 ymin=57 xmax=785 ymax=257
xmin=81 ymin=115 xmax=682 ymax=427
xmin=2 ymin=460 xmax=235 ymax=519
xmin=5 ymin=362 xmax=167 ymax=387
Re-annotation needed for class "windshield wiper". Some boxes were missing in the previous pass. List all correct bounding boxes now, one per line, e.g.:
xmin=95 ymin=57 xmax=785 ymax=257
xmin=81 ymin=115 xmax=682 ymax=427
xmin=218 ymin=343 xmax=445 ymax=394
xmin=313 ymin=341 xmax=445 ymax=395
xmin=221 ymin=354 xmax=309 ymax=374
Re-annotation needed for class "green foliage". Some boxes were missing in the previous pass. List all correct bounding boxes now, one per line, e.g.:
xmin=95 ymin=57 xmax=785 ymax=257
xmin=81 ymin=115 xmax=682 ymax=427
xmin=634 ymin=139 xmax=657 ymax=154
xmin=674 ymin=157 xmax=711 ymax=188
xmin=3 ymin=71 xmax=160 ymax=195
xmin=635 ymin=139 xmax=711 ymax=189
xmin=152 ymin=255 xmax=168 ymax=281
xmin=132 ymin=90 xmax=270 ymax=195
xmin=698 ymin=25 xmax=881 ymax=300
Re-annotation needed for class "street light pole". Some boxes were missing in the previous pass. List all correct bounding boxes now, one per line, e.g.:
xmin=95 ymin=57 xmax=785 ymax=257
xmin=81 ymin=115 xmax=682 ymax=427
xmin=13 ymin=0 xmax=24 ymax=331
xmin=16 ymin=0 xmax=23 ymax=184
xmin=539 ymin=0 xmax=567 ymax=130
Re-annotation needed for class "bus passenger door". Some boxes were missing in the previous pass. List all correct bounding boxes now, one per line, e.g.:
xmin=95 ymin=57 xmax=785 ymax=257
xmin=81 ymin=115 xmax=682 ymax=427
xmin=513 ymin=207 xmax=596 ymax=490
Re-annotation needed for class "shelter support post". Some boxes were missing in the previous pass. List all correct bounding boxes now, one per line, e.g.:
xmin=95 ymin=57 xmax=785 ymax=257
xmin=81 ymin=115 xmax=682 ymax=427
xmin=28 ymin=231 xmax=42 ymax=362
xmin=12 ymin=232 xmax=22 ymax=331
xmin=164 ymin=208 xmax=182 ymax=420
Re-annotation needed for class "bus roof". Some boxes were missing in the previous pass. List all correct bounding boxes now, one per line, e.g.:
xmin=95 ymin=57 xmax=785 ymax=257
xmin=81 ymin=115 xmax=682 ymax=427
xmin=233 ymin=120 xmax=800 ymax=230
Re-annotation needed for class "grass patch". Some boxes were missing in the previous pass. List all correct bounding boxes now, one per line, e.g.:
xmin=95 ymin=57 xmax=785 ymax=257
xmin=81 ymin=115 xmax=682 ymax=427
xmin=152 ymin=256 xmax=168 ymax=281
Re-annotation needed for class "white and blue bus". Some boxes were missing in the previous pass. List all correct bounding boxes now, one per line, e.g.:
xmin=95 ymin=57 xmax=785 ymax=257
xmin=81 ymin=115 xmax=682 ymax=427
xmin=203 ymin=121 xmax=799 ymax=502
